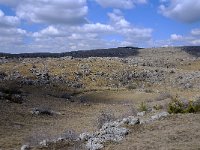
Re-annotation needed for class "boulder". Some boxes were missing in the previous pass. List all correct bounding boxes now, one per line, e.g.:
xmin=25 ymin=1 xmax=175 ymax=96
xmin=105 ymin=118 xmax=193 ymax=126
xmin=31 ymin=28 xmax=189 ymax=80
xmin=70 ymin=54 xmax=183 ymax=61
xmin=151 ymin=111 xmax=169 ymax=121
xmin=79 ymin=132 xmax=93 ymax=141
xmin=21 ymin=144 xmax=31 ymax=150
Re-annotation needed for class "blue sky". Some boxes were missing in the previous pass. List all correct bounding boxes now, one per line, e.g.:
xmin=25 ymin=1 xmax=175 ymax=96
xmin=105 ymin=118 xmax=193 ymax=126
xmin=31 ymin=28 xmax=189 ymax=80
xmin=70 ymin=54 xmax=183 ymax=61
xmin=0 ymin=0 xmax=200 ymax=53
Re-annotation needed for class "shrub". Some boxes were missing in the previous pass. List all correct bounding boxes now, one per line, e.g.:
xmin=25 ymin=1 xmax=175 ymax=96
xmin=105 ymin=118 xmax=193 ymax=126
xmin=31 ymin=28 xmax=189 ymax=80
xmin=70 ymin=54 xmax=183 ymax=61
xmin=168 ymin=96 xmax=200 ymax=114
xmin=168 ymin=96 xmax=184 ymax=114
xmin=185 ymin=101 xmax=196 ymax=113
xmin=138 ymin=102 xmax=147 ymax=112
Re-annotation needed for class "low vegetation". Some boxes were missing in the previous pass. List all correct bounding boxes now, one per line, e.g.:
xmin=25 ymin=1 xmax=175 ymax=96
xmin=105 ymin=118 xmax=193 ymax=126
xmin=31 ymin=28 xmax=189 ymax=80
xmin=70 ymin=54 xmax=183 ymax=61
xmin=168 ymin=96 xmax=200 ymax=114
xmin=138 ymin=101 xmax=148 ymax=112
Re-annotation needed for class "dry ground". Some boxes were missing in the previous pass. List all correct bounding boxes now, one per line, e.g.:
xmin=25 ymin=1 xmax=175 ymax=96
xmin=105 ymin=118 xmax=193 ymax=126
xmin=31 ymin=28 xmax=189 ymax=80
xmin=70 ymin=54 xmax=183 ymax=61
xmin=0 ymin=84 xmax=200 ymax=149
xmin=1 ymin=47 xmax=200 ymax=149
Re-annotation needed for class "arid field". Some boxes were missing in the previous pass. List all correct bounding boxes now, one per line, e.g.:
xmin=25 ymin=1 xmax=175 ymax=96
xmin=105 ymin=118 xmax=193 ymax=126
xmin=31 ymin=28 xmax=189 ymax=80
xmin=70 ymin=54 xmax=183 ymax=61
xmin=0 ymin=47 xmax=200 ymax=150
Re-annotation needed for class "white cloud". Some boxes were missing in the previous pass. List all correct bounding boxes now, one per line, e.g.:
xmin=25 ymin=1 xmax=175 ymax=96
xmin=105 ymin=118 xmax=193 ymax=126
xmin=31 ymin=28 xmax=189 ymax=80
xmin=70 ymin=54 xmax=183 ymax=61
xmin=0 ymin=9 xmax=26 ymax=52
xmin=190 ymin=39 xmax=200 ymax=45
xmin=0 ymin=0 xmax=88 ymax=25
xmin=0 ymin=9 xmax=20 ymax=27
xmin=108 ymin=10 xmax=152 ymax=44
xmin=159 ymin=0 xmax=200 ymax=23
xmin=157 ymin=28 xmax=200 ymax=47
xmin=191 ymin=28 xmax=200 ymax=36
xmin=108 ymin=10 xmax=130 ymax=28
xmin=0 ymin=27 xmax=26 ymax=43
xmin=27 ymin=10 xmax=152 ymax=53
xmin=33 ymin=26 xmax=60 ymax=38
xmin=78 ymin=23 xmax=114 ymax=33
xmin=0 ymin=2 xmax=152 ymax=53
xmin=95 ymin=0 xmax=147 ymax=9
xmin=170 ymin=34 xmax=183 ymax=41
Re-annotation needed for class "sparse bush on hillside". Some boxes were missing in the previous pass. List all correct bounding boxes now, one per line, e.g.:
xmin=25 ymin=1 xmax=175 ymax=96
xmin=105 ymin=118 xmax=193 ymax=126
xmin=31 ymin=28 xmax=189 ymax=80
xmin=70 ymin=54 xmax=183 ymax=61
xmin=168 ymin=96 xmax=200 ymax=114
xmin=138 ymin=102 xmax=147 ymax=112
xmin=168 ymin=96 xmax=184 ymax=114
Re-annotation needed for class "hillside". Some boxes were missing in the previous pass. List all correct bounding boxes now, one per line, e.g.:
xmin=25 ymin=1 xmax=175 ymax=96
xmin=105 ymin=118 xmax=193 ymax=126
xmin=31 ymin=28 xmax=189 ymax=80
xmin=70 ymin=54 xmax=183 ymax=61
xmin=0 ymin=46 xmax=200 ymax=150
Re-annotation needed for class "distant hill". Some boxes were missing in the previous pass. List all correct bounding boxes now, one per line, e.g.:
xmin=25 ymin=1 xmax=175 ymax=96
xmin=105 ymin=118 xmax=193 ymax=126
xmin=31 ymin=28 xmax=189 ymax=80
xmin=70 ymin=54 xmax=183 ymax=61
xmin=0 ymin=47 xmax=140 ymax=58
xmin=0 ymin=46 xmax=200 ymax=58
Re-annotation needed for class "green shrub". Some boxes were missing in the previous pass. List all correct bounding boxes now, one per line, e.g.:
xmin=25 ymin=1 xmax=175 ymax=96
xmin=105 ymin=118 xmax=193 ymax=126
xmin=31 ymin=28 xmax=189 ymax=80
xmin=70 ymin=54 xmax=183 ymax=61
xmin=184 ymin=101 xmax=196 ymax=113
xmin=139 ymin=102 xmax=147 ymax=112
xmin=168 ymin=96 xmax=200 ymax=114
xmin=168 ymin=96 xmax=184 ymax=114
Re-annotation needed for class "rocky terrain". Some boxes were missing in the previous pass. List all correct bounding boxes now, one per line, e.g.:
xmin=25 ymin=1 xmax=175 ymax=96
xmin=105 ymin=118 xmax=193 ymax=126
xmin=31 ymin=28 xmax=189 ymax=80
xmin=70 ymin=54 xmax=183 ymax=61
xmin=0 ymin=46 xmax=200 ymax=150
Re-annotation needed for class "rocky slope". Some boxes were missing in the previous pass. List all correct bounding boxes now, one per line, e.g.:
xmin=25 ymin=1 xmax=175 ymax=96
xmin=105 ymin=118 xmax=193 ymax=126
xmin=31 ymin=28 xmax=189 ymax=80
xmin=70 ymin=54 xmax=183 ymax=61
xmin=0 ymin=46 xmax=200 ymax=150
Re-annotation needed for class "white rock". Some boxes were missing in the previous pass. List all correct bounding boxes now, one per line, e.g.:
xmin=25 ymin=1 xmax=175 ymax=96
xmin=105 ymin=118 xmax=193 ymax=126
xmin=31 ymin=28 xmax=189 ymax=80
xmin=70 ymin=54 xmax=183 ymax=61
xmin=121 ymin=118 xmax=129 ymax=124
xmin=151 ymin=112 xmax=169 ymax=121
xmin=137 ymin=111 xmax=146 ymax=117
xmin=79 ymin=132 xmax=92 ymax=141
xmin=21 ymin=144 xmax=30 ymax=150
xmin=101 ymin=121 xmax=121 ymax=129
xmin=86 ymin=140 xmax=104 ymax=150
xmin=39 ymin=139 xmax=48 ymax=147
xmin=127 ymin=116 xmax=140 ymax=125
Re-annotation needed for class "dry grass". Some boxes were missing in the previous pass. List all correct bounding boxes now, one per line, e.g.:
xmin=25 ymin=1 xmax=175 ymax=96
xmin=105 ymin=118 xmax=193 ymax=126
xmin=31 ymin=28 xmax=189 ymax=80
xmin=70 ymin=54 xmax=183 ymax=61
xmin=1 ymin=51 xmax=200 ymax=149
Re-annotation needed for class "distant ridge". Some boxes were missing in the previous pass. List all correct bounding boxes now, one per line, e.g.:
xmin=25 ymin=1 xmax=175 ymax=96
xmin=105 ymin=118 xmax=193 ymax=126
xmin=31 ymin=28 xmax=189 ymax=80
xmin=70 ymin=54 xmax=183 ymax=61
xmin=0 ymin=46 xmax=200 ymax=58
xmin=0 ymin=47 xmax=141 ymax=58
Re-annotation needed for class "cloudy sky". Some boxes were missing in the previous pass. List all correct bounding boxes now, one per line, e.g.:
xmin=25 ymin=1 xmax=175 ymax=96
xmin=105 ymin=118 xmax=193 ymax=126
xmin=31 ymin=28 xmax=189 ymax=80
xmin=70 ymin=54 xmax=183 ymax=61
xmin=0 ymin=0 xmax=200 ymax=53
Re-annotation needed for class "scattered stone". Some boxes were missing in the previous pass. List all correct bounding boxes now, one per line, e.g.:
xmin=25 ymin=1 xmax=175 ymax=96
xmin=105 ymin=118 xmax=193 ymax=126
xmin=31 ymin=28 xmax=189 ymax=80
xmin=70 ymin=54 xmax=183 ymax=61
xmin=151 ymin=111 xmax=169 ymax=121
xmin=39 ymin=139 xmax=48 ymax=147
xmin=137 ymin=111 xmax=146 ymax=117
xmin=10 ymin=94 xmax=23 ymax=104
xmin=86 ymin=140 xmax=104 ymax=150
xmin=61 ymin=93 xmax=72 ymax=100
xmin=31 ymin=108 xmax=61 ymax=116
xmin=79 ymin=132 xmax=92 ymax=141
xmin=21 ymin=144 xmax=31 ymax=150
xmin=82 ymin=111 xmax=169 ymax=150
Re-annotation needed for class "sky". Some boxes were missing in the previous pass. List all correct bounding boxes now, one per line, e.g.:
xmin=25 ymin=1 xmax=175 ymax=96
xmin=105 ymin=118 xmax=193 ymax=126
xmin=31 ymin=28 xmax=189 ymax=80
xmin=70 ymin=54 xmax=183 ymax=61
xmin=0 ymin=0 xmax=200 ymax=53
